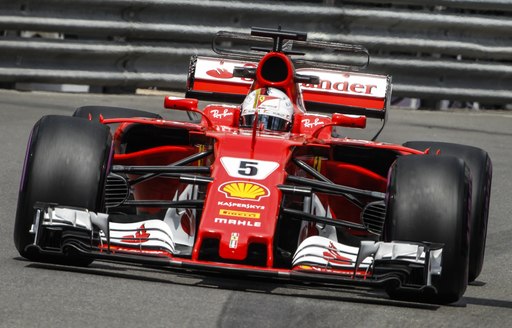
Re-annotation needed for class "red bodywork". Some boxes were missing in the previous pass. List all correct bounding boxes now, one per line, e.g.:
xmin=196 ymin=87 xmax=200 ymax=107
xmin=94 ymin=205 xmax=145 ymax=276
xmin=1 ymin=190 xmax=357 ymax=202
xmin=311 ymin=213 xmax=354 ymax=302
xmin=98 ymin=48 xmax=424 ymax=272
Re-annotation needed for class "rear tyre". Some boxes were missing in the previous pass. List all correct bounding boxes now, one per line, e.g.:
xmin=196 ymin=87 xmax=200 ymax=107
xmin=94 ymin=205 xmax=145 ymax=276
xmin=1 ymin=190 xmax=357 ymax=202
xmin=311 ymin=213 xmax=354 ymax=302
xmin=14 ymin=115 xmax=112 ymax=265
xmin=384 ymin=155 xmax=471 ymax=304
xmin=404 ymin=141 xmax=492 ymax=282
xmin=73 ymin=106 xmax=162 ymax=120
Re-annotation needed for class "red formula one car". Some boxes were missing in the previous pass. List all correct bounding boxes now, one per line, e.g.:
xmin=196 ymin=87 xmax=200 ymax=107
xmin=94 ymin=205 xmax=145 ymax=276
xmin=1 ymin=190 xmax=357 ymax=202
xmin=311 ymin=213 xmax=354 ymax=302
xmin=14 ymin=27 xmax=492 ymax=304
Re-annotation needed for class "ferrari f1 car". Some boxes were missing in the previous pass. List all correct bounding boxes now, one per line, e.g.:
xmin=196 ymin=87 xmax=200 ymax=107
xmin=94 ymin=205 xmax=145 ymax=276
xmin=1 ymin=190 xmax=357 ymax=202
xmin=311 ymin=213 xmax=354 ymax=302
xmin=14 ymin=27 xmax=492 ymax=304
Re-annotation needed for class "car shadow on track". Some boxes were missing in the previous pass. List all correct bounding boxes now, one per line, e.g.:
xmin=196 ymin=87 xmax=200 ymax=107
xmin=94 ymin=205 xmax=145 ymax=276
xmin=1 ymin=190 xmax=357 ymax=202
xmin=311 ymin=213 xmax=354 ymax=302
xmin=16 ymin=257 xmax=442 ymax=310
xmin=461 ymin=297 xmax=512 ymax=310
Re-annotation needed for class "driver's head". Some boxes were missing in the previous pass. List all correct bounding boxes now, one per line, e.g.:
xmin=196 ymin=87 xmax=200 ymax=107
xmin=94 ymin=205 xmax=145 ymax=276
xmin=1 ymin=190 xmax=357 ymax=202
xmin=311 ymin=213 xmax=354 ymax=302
xmin=240 ymin=88 xmax=294 ymax=131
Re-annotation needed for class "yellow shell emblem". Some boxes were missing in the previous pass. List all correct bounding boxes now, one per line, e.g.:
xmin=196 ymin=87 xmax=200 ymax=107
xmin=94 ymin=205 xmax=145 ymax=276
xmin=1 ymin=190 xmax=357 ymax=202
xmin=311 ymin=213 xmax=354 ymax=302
xmin=219 ymin=181 xmax=270 ymax=201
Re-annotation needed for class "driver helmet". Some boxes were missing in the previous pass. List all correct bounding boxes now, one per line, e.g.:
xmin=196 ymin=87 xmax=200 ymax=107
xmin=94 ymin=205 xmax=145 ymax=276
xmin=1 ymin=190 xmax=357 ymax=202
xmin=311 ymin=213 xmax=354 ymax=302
xmin=240 ymin=88 xmax=294 ymax=131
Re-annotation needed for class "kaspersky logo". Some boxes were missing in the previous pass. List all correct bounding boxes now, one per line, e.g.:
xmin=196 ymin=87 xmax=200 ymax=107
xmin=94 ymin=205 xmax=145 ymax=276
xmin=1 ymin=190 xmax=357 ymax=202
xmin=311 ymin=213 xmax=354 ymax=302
xmin=218 ymin=181 xmax=270 ymax=201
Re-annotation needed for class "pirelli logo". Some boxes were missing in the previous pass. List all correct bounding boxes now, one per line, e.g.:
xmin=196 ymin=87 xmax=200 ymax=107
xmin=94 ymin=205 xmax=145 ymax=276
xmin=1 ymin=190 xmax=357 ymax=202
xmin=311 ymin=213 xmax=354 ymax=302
xmin=219 ymin=209 xmax=260 ymax=219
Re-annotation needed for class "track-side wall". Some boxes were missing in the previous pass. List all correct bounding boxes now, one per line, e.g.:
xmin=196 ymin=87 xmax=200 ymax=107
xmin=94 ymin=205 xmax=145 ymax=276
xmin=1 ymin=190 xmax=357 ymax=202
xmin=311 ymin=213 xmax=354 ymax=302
xmin=0 ymin=0 xmax=510 ymax=105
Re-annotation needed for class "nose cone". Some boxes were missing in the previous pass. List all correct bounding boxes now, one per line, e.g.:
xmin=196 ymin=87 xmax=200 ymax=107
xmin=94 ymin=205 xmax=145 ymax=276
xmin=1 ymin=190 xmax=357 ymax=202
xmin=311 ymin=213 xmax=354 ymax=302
xmin=192 ymin=133 xmax=293 ymax=266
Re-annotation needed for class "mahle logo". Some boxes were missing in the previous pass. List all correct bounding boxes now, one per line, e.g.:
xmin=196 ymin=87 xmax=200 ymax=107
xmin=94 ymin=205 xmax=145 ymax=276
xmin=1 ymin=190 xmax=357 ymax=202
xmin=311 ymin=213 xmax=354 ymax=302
xmin=219 ymin=181 xmax=270 ymax=201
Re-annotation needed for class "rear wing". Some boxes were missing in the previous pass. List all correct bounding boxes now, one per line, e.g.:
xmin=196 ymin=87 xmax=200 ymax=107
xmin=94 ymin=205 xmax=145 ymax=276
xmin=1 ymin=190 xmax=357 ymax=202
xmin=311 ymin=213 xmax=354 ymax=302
xmin=186 ymin=56 xmax=391 ymax=120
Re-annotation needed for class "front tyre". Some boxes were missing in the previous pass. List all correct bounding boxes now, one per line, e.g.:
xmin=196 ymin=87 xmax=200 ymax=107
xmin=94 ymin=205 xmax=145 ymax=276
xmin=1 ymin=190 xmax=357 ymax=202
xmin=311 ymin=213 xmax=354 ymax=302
xmin=14 ymin=115 xmax=112 ymax=264
xmin=404 ymin=141 xmax=492 ymax=282
xmin=384 ymin=155 xmax=471 ymax=304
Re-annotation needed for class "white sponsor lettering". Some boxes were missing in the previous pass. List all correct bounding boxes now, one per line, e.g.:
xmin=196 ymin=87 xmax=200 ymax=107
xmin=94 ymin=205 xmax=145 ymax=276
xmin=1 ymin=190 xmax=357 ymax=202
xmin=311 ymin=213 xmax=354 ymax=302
xmin=211 ymin=108 xmax=233 ymax=119
xmin=214 ymin=217 xmax=262 ymax=228
xmin=192 ymin=57 xmax=388 ymax=100
xmin=302 ymin=118 xmax=324 ymax=128
xmin=217 ymin=201 xmax=265 ymax=210
xmin=296 ymin=68 xmax=387 ymax=98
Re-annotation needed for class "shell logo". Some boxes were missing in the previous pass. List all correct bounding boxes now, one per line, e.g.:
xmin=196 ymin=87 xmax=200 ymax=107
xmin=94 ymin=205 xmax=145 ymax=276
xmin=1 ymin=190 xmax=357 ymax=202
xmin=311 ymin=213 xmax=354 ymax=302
xmin=219 ymin=181 xmax=270 ymax=201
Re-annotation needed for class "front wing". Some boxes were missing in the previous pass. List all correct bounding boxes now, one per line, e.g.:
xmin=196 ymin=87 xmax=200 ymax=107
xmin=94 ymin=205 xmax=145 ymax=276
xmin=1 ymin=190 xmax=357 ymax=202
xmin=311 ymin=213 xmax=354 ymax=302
xmin=27 ymin=205 xmax=442 ymax=294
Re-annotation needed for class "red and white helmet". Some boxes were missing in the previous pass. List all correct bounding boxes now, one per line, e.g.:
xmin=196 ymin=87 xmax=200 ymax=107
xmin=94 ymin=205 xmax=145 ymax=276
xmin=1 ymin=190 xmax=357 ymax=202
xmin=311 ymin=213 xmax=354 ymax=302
xmin=240 ymin=88 xmax=294 ymax=131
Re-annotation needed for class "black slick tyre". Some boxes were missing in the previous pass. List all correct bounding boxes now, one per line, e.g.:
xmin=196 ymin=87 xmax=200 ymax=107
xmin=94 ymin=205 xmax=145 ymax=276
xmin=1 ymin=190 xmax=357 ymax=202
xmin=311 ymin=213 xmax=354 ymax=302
xmin=403 ymin=141 xmax=492 ymax=282
xmin=14 ymin=115 xmax=112 ymax=265
xmin=384 ymin=155 xmax=471 ymax=304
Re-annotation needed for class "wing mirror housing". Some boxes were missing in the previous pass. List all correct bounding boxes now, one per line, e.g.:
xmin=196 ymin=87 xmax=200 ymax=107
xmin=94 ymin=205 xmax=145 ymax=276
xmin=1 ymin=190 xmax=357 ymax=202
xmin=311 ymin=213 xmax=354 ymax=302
xmin=164 ymin=96 xmax=214 ymax=127
xmin=164 ymin=97 xmax=199 ymax=111
xmin=332 ymin=113 xmax=367 ymax=129
xmin=310 ymin=113 xmax=367 ymax=139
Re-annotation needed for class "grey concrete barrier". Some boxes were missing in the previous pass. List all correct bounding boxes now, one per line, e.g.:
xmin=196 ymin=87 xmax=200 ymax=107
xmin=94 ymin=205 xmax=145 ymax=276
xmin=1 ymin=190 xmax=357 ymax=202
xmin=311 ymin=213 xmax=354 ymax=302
xmin=0 ymin=0 xmax=510 ymax=106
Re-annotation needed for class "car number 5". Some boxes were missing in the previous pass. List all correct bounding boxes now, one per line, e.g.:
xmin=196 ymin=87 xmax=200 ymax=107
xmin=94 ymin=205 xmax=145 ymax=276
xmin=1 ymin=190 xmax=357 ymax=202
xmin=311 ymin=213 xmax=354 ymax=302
xmin=220 ymin=157 xmax=279 ymax=180
xmin=238 ymin=161 xmax=258 ymax=176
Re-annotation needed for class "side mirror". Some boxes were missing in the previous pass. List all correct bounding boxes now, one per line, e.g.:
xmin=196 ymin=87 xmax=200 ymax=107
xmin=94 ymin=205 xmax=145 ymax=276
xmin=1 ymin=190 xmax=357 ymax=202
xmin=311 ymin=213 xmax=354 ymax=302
xmin=164 ymin=96 xmax=214 ymax=127
xmin=310 ymin=113 xmax=366 ymax=138
xmin=164 ymin=97 xmax=199 ymax=111
xmin=332 ymin=113 xmax=367 ymax=129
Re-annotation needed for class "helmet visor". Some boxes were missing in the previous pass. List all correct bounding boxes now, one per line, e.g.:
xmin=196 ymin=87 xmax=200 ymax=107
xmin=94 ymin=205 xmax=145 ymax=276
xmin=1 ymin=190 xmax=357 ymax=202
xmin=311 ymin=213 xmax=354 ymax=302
xmin=241 ymin=114 xmax=290 ymax=132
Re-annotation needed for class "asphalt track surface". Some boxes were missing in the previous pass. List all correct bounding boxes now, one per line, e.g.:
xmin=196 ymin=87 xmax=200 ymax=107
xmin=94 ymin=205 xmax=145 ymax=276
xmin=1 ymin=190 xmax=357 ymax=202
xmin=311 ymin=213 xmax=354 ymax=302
xmin=0 ymin=89 xmax=511 ymax=327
